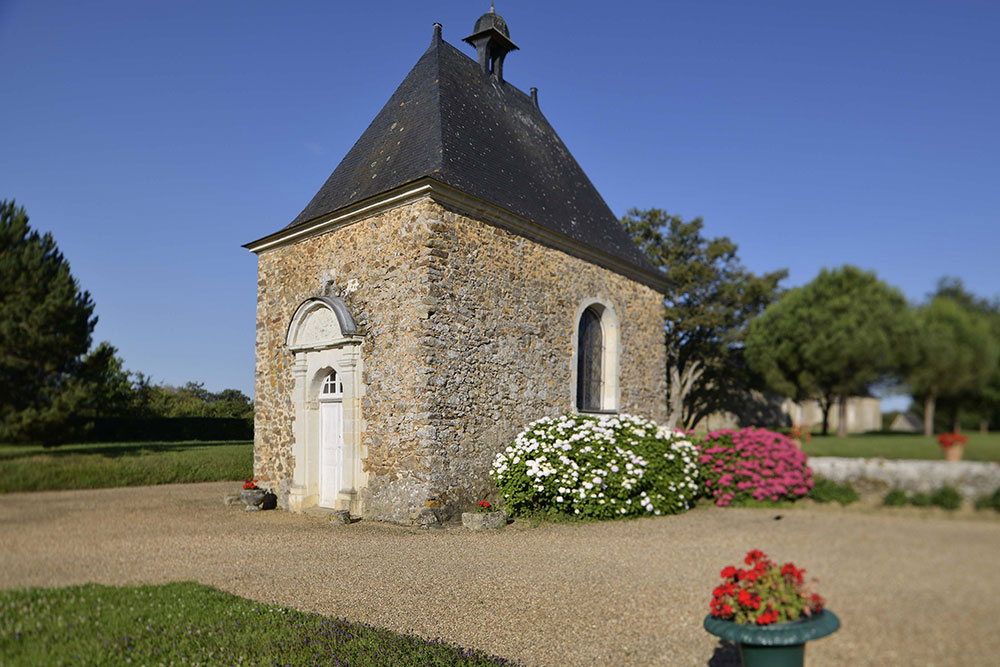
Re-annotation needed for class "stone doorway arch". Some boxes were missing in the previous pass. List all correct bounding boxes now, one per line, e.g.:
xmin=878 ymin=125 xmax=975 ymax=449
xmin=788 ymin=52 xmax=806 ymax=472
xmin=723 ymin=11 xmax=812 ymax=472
xmin=284 ymin=296 xmax=365 ymax=513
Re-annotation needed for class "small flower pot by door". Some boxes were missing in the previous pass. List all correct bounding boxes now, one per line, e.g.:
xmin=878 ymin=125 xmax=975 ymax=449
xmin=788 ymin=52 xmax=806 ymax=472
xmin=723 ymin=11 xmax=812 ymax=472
xmin=240 ymin=489 xmax=266 ymax=510
xmin=462 ymin=511 xmax=507 ymax=531
xmin=703 ymin=610 xmax=840 ymax=667
xmin=943 ymin=444 xmax=964 ymax=462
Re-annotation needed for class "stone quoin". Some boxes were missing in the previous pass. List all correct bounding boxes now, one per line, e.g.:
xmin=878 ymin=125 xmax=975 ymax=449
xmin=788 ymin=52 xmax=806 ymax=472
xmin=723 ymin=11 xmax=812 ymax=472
xmin=244 ymin=8 xmax=668 ymax=524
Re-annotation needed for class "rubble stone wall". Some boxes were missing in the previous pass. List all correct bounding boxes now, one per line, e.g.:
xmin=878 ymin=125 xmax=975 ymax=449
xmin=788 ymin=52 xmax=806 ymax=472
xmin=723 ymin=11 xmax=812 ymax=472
xmin=254 ymin=198 xmax=440 ymax=522
xmin=253 ymin=196 xmax=667 ymax=523
xmin=418 ymin=203 xmax=668 ymax=513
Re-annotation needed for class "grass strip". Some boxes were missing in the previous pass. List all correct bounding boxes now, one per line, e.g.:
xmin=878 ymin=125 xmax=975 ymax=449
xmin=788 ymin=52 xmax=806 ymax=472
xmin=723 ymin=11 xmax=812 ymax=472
xmin=0 ymin=441 xmax=252 ymax=493
xmin=800 ymin=432 xmax=1000 ymax=462
xmin=0 ymin=581 xmax=515 ymax=666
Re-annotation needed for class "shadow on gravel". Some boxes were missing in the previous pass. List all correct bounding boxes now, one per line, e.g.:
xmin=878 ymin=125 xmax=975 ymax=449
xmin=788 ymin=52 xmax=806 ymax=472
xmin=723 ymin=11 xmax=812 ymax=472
xmin=707 ymin=639 xmax=741 ymax=666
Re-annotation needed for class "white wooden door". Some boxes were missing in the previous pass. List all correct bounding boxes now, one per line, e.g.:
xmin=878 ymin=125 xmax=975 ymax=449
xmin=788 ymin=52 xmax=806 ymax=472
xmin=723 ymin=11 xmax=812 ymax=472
xmin=319 ymin=399 xmax=343 ymax=507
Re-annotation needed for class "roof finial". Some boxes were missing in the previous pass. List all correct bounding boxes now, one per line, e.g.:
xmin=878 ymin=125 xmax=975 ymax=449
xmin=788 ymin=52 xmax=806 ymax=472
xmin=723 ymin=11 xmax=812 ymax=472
xmin=464 ymin=5 xmax=518 ymax=83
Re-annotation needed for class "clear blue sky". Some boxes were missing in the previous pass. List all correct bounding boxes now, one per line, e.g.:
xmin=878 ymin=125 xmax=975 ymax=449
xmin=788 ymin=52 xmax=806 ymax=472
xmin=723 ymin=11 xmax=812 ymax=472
xmin=2 ymin=1 xmax=998 ymax=406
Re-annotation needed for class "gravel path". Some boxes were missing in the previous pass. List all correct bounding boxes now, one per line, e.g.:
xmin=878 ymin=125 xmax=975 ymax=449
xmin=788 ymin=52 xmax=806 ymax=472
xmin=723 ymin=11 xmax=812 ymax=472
xmin=2 ymin=483 xmax=998 ymax=666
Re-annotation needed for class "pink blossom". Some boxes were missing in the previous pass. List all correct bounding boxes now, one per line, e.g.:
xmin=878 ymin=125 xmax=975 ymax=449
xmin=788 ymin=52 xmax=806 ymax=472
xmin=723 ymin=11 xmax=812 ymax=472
xmin=696 ymin=428 xmax=813 ymax=506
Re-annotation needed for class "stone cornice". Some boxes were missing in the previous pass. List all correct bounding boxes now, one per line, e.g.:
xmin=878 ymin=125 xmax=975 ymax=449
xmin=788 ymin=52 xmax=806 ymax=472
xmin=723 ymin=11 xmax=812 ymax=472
xmin=244 ymin=178 xmax=670 ymax=293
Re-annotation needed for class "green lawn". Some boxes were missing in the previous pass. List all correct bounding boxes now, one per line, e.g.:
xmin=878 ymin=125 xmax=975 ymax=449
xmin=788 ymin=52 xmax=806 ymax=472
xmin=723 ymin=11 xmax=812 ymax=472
xmin=0 ymin=582 xmax=513 ymax=666
xmin=801 ymin=431 xmax=1000 ymax=463
xmin=0 ymin=440 xmax=253 ymax=494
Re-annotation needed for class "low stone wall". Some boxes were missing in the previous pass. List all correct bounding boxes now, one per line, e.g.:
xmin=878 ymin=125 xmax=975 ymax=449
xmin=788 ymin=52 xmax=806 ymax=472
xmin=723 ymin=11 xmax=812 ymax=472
xmin=809 ymin=457 xmax=1000 ymax=500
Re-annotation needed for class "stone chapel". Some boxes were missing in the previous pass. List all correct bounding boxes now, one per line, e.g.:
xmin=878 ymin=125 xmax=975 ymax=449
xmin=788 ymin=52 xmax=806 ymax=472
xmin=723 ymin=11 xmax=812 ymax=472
xmin=245 ymin=9 xmax=669 ymax=524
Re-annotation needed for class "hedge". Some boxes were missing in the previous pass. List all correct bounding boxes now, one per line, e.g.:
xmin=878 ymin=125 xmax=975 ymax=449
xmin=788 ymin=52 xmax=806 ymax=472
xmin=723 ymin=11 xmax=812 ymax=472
xmin=86 ymin=417 xmax=252 ymax=442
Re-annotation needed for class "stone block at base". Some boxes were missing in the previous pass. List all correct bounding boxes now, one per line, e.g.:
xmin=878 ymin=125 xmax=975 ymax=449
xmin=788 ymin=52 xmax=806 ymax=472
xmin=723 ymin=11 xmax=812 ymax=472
xmin=330 ymin=510 xmax=351 ymax=525
xmin=462 ymin=511 xmax=507 ymax=531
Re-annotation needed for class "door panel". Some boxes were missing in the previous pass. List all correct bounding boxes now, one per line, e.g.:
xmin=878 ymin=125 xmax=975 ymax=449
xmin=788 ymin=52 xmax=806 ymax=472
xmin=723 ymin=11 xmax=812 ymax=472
xmin=319 ymin=400 xmax=343 ymax=507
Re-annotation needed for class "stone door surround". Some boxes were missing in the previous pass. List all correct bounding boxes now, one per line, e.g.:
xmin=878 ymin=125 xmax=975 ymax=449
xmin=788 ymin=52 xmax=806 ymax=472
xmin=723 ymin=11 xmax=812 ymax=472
xmin=284 ymin=296 xmax=365 ymax=514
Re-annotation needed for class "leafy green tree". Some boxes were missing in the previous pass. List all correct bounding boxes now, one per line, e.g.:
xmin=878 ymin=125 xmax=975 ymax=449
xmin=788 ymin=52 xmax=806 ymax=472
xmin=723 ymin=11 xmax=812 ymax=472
xmin=745 ymin=266 xmax=916 ymax=436
xmin=76 ymin=342 xmax=135 ymax=418
xmin=0 ymin=200 xmax=98 ymax=443
xmin=929 ymin=278 xmax=1000 ymax=433
xmin=621 ymin=208 xmax=786 ymax=428
xmin=908 ymin=296 xmax=998 ymax=436
xmin=141 ymin=382 xmax=253 ymax=419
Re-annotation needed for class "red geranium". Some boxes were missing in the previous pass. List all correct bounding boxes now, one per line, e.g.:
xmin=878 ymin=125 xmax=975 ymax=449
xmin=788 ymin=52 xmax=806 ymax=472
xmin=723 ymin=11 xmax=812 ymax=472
xmin=709 ymin=550 xmax=824 ymax=625
xmin=937 ymin=432 xmax=968 ymax=449
xmin=476 ymin=500 xmax=492 ymax=513
xmin=243 ymin=479 xmax=259 ymax=490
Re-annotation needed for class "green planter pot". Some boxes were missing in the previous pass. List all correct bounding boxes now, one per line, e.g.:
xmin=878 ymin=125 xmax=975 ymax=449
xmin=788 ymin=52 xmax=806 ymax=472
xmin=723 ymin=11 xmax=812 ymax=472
xmin=703 ymin=610 xmax=840 ymax=667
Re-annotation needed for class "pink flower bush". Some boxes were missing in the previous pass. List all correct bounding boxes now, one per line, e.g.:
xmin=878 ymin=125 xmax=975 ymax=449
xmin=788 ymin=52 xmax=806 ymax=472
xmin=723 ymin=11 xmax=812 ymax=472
xmin=698 ymin=428 xmax=813 ymax=506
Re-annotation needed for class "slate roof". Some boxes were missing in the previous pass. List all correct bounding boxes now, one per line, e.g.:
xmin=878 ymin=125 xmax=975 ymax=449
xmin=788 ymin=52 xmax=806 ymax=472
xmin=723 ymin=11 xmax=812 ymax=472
xmin=283 ymin=29 xmax=662 ymax=280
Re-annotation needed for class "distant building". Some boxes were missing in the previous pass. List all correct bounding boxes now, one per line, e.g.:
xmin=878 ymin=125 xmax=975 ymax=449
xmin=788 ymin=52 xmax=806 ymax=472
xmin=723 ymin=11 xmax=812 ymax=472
xmin=695 ymin=394 xmax=882 ymax=434
xmin=781 ymin=397 xmax=881 ymax=434
xmin=244 ymin=10 xmax=668 ymax=523
xmin=890 ymin=412 xmax=922 ymax=433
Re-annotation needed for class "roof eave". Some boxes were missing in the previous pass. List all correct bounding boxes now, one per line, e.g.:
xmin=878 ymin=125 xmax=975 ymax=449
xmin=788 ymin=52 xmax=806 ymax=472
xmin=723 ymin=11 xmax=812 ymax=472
xmin=243 ymin=177 xmax=671 ymax=294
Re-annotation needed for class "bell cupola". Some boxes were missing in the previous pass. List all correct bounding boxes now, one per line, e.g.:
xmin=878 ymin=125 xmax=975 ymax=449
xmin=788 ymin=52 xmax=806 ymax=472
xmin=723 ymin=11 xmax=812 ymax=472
xmin=462 ymin=3 xmax=518 ymax=83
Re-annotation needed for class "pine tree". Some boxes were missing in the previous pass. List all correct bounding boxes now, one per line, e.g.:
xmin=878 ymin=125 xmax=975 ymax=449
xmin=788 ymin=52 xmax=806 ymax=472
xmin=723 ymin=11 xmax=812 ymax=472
xmin=0 ymin=200 xmax=97 ymax=443
xmin=746 ymin=266 xmax=917 ymax=436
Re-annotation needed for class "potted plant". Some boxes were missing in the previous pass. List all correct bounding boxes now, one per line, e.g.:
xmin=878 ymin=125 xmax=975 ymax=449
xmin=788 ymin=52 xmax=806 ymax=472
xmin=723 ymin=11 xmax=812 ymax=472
xmin=938 ymin=432 xmax=968 ymax=462
xmin=240 ymin=479 xmax=266 ymax=510
xmin=787 ymin=424 xmax=812 ymax=447
xmin=461 ymin=500 xmax=506 ymax=531
xmin=703 ymin=550 xmax=839 ymax=667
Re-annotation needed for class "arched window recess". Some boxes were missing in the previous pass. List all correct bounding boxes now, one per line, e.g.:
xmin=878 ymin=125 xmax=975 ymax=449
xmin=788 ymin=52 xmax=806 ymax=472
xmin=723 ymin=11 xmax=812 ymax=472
xmin=572 ymin=299 xmax=620 ymax=414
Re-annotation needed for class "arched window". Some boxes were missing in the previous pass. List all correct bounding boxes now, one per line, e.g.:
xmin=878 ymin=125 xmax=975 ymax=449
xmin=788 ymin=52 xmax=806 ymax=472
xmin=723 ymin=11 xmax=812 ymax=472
xmin=321 ymin=370 xmax=343 ymax=398
xmin=576 ymin=306 xmax=604 ymax=411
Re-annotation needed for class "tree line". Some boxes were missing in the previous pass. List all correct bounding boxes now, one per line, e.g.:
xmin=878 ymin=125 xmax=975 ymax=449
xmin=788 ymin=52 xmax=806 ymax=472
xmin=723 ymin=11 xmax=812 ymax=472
xmin=1 ymin=200 xmax=251 ymax=445
xmin=622 ymin=208 xmax=999 ymax=437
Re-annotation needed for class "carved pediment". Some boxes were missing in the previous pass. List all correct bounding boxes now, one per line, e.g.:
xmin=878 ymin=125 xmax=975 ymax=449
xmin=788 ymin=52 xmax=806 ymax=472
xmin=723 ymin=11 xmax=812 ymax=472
xmin=286 ymin=297 xmax=359 ymax=351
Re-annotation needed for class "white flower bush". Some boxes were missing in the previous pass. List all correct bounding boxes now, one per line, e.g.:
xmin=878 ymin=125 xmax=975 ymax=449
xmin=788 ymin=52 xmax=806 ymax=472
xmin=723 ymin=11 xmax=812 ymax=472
xmin=491 ymin=413 xmax=701 ymax=519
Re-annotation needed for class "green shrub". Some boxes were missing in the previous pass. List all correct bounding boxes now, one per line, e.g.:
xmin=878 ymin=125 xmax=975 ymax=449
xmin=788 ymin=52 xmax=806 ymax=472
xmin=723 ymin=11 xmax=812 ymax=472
xmin=930 ymin=486 xmax=963 ymax=510
xmin=974 ymin=487 xmax=1000 ymax=511
xmin=910 ymin=492 xmax=932 ymax=507
xmin=87 ymin=416 xmax=252 ymax=442
xmin=883 ymin=488 xmax=908 ymax=506
xmin=807 ymin=477 xmax=859 ymax=505
xmin=491 ymin=414 xmax=701 ymax=519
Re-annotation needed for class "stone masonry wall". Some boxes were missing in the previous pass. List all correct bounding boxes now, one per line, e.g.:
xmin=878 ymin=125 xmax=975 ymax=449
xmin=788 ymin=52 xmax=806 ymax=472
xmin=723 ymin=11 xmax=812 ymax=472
xmin=254 ymin=199 xmax=442 ymax=522
xmin=809 ymin=457 xmax=1000 ymax=500
xmin=416 ymin=202 xmax=668 ymax=515
xmin=253 ymin=196 xmax=667 ymax=523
